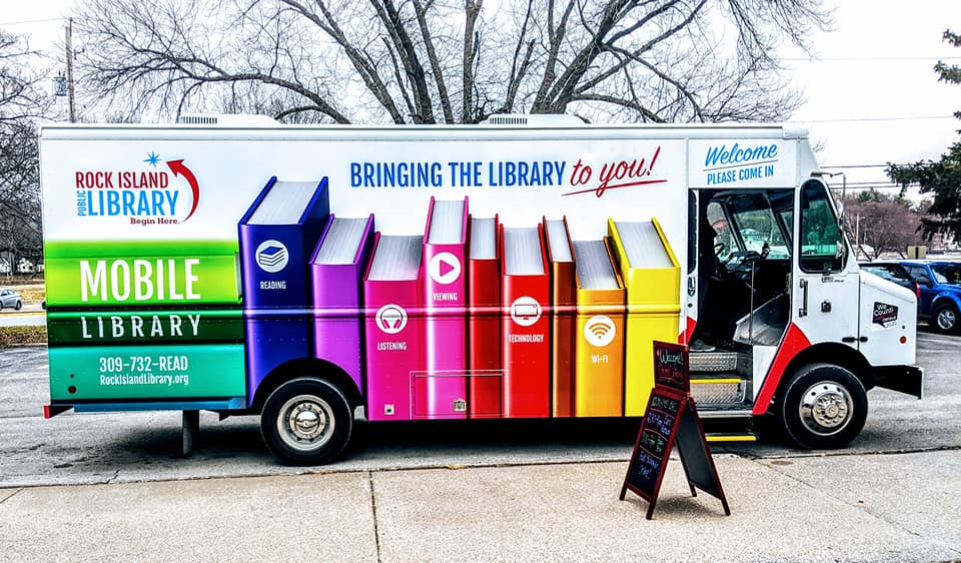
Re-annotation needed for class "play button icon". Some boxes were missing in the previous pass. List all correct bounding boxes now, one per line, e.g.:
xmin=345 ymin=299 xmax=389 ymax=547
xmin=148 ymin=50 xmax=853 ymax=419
xmin=429 ymin=252 xmax=462 ymax=285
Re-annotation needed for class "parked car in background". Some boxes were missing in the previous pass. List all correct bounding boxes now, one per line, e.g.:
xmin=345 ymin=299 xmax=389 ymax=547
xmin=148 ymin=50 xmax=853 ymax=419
xmin=859 ymin=262 xmax=920 ymax=298
xmin=0 ymin=288 xmax=23 ymax=311
xmin=901 ymin=261 xmax=961 ymax=333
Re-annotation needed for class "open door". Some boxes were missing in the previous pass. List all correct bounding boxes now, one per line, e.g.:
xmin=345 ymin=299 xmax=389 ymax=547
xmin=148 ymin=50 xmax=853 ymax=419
xmin=793 ymin=179 xmax=859 ymax=347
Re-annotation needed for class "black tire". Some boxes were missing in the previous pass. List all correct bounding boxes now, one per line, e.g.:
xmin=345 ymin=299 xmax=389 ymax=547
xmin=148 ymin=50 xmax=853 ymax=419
xmin=14 ymin=300 xmax=22 ymax=311
xmin=932 ymin=302 xmax=959 ymax=334
xmin=260 ymin=377 xmax=353 ymax=466
xmin=779 ymin=363 xmax=867 ymax=449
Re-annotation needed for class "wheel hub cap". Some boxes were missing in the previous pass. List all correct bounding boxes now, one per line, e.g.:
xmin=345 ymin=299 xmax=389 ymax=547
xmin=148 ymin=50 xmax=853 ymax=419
xmin=800 ymin=382 xmax=852 ymax=436
xmin=277 ymin=395 xmax=334 ymax=452
xmin=938 ymin=308 xmax=956 ymax=330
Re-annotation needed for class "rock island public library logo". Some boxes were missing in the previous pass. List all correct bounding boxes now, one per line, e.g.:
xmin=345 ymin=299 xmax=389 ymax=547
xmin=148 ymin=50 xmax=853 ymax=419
xmin=74 ymin=152 xmax=201 ymax=226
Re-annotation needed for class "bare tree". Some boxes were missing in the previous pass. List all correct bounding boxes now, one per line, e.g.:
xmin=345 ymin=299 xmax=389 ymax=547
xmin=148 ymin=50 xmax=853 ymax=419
xmin=842 ymin=191 xmax=925 ymax=260
xmin=75 ymin=0 xmax=830 ymax=124
xmin=0 ymin=30 xmax=51 ymax=276
xmin=0 ymin=30 xmax=52 ymax=125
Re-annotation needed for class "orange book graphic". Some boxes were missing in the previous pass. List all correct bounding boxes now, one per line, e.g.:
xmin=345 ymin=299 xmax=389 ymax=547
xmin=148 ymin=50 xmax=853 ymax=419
xmin=572 ymin=239 xmax=626 ymax=417
xmin=543 ymin=217 xmax=576 ymax=418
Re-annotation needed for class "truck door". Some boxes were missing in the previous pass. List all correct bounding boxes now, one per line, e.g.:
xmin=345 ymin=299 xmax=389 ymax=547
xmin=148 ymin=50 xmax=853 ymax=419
xmin=794 ymin=179 xmax=860 ymax=347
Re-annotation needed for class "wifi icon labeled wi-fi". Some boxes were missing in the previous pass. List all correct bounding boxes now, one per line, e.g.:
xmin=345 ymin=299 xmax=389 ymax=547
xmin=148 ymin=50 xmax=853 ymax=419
xmin=584 ymin=315 xmax=616 ymax=347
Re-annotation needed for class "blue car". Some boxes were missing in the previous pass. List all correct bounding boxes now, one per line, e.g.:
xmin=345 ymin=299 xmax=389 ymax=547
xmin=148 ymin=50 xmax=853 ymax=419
xmin=901 ymin=261 xmax=961 ymax=333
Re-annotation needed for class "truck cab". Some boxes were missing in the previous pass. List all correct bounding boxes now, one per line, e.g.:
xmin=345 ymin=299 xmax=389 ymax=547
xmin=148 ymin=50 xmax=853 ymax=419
xmin=686 ymin=177 xmax=922 ymax=447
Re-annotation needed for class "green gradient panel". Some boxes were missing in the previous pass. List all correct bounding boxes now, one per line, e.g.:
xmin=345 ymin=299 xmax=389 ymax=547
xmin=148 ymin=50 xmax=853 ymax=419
xmin=44 ymin=240 xmax=238 ymax=259
xmin=47 ymin=309 xmax=243 ymax=345
xmin=49 ymin=344 xmax=246 ymax=401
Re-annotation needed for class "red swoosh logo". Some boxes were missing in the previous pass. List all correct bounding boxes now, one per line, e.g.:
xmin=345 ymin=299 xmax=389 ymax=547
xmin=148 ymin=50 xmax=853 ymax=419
xmin=166 ymin=159 xmax=200 ymax=221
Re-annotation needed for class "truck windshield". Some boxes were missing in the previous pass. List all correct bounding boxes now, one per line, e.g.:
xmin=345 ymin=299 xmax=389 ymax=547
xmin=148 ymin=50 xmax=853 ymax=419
xmin=707 ymin=190 xmax=793 ymax=262
xmin=730 ymin=207 xmax=791 ymax=259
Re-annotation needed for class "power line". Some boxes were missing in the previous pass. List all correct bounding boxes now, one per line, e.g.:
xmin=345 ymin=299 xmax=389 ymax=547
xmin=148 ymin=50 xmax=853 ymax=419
xmin=0 ymin=18 xmax=64 ymax=27
xmin=790 ymin=115 xmax=955 ymax=124
xmin=822 ymin=164 xmax=891 ymax=169
xmin=781 ymin=56 xmax=961 ymax=62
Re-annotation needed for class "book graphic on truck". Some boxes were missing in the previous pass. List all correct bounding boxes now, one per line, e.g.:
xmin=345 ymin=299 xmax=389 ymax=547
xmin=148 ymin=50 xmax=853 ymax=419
xmin=40 ymin=117 xmax=923 ymax=465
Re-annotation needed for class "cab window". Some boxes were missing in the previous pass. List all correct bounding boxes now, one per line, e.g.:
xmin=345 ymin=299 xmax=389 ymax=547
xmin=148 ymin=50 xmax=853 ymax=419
xmin=799 ymin=180 xmax=846 ymax=273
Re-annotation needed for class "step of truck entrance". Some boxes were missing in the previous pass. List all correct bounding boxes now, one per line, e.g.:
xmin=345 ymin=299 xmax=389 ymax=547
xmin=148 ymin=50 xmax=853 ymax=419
xmin=691 ymin=376 xmax=750 ymax=410
xmin=689 ymin=350 xmax=752 ymax=375
xmin=704 ymin=418 xmax=758 ymax=443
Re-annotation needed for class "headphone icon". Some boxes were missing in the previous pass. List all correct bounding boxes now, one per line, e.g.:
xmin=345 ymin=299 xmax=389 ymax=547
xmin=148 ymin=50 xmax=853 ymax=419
xmin=376 ymin=304 xmax=407 ymax=334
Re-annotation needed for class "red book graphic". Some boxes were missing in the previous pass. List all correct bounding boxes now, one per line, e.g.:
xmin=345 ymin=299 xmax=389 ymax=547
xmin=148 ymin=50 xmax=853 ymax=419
xmin=543 ymin=217 xmax=576 ymax=418
xmin=363 ymin=234 xmax=424 ymax=421
xmin=468 ymin=215 xmax=502 ymax=418
xmin=500 ymin=225 xmax=551 ymax=418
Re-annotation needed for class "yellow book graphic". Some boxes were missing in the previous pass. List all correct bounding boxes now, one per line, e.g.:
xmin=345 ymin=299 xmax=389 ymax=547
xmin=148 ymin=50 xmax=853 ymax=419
xmin=608 ymin=218 xmax=681 ymax=416
xmin=572 ymin=239 xmax=625 ymax=417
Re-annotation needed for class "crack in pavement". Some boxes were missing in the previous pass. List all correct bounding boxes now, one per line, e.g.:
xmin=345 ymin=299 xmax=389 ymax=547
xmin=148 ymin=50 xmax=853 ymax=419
xmin=368 ymin=471 xmax=383 ymax=563
xmin=0 ymin=488 xmax=24 ymax=507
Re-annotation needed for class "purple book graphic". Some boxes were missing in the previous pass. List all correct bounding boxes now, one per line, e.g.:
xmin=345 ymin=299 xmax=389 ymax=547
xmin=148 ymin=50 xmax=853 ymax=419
xmin=418 ymin=197 xmax=469 ymax=419
xmin=364 ymin=234 xmax=424 ymax=421
xmin=239 ymin=177 xmax=330 ymax=401
xmin=310 ymin=214 xmax=375 ymax=394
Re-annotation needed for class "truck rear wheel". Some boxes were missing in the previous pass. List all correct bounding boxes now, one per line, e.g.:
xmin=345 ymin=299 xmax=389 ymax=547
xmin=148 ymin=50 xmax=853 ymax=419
xmin=779 ymin=363 xmax=867 ymax=449
xmin=261 ymin=377 xmax=353 ymax=466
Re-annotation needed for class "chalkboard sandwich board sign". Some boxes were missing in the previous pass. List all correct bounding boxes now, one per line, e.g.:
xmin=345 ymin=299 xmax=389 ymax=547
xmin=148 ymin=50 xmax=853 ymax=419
xmin=620 ymin=341 xmax=730 ymax=520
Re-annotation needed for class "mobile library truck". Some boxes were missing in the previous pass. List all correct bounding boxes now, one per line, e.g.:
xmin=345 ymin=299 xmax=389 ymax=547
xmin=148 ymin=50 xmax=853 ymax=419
xmin=40 ymin=115 xmax=923 ymax=465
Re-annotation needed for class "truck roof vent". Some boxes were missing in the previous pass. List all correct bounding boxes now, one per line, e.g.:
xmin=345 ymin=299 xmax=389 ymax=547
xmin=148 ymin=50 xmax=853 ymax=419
xmin=176 ymin=114 xmax=278 ymax=126
xmin=484 ymin=115 xmax=529 ymax=125
xmin=481 ymin=114 xmax=583 ymax=126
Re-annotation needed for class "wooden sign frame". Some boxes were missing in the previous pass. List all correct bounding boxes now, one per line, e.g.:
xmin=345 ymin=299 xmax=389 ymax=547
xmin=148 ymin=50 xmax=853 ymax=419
xmin=620 ymin=341 xmax=730 ymax=519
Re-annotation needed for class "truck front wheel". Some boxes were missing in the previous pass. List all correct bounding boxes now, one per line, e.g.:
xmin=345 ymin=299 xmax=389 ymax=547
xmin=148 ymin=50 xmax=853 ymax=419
xmin=261 ymin=377 xmax=353 ymax=466
xmin=779 ymin=363 xmax=867 ymax=449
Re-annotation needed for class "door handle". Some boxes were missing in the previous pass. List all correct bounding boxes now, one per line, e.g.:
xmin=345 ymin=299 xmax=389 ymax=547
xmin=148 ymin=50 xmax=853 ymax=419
xmin=799 ymin=279 xmax=809 ymax=317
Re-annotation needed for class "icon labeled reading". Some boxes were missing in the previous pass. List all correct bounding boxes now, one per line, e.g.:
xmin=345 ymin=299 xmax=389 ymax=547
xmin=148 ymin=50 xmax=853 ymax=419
xmin=255 ymin=240 xmax=289 ymax=273
xmin=376 ymin=304 xmax=408 ymax=334
xmin=584 ymin=315 xmax=616 ymax=347
xmin=510 ymin=296 xmax=542 ymax=327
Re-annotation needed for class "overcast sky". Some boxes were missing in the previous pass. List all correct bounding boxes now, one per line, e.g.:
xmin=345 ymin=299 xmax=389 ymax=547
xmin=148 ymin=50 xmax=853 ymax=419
xmin=3 ymin=0 xmax=960 ymax=196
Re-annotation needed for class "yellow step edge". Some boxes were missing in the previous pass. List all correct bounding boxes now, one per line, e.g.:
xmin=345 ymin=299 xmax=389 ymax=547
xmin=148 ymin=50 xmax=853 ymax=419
xmin=706 ymin=435 xmax=758 ymax=442
xmin=691 ymin=378 xmax=744 ymax=385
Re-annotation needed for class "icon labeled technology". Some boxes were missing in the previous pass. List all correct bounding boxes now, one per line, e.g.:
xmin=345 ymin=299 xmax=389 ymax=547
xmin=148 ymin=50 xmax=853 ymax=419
xmin=510 ymin=296 xmax=542 ymax=327
xmin=428 ymin=252 xmax=462 ymax=285
xmin=584 ymin=315 xmax=616 ymax=347
xmin=376 ymin=304 xmax=408 ymax=334
xmin=255 ymin=240 xmax=289 ymax=273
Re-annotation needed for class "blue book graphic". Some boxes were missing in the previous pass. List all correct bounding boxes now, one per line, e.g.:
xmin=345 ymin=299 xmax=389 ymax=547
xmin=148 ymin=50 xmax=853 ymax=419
xmin=239 ymin=177 xmax=331 ymax=401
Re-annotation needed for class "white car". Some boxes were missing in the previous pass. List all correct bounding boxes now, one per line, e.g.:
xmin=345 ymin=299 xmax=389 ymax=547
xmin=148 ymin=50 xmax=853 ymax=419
xmin=0 ymin=288 xmax=23 ymax=311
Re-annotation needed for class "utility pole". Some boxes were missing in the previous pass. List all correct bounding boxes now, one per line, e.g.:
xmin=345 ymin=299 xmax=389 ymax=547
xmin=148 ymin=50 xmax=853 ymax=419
xmin=65 ymin=17 xmax=76 ymax=123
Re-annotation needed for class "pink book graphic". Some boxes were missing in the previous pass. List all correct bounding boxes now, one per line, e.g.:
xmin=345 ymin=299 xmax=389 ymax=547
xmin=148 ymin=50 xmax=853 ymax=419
xmin=417 ymin=197 xmax=469 ymax=419
xmin=363 ymin=234 xmax=424 ymax=422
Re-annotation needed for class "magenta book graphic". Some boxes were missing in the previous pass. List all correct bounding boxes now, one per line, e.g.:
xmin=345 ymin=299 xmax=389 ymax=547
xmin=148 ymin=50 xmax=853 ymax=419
xmin=310 ymin=214 xmax=375 ymax=394
xmin=363 ymin=234 xmax=424 ymax=421
xmin=418 ymin=197 xmax=469 ymax=419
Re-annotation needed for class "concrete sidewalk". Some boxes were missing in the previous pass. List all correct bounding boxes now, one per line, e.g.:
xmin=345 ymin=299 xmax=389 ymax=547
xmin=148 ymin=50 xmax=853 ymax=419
xmin=1 ymin=450 xmax=958 ymax=562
